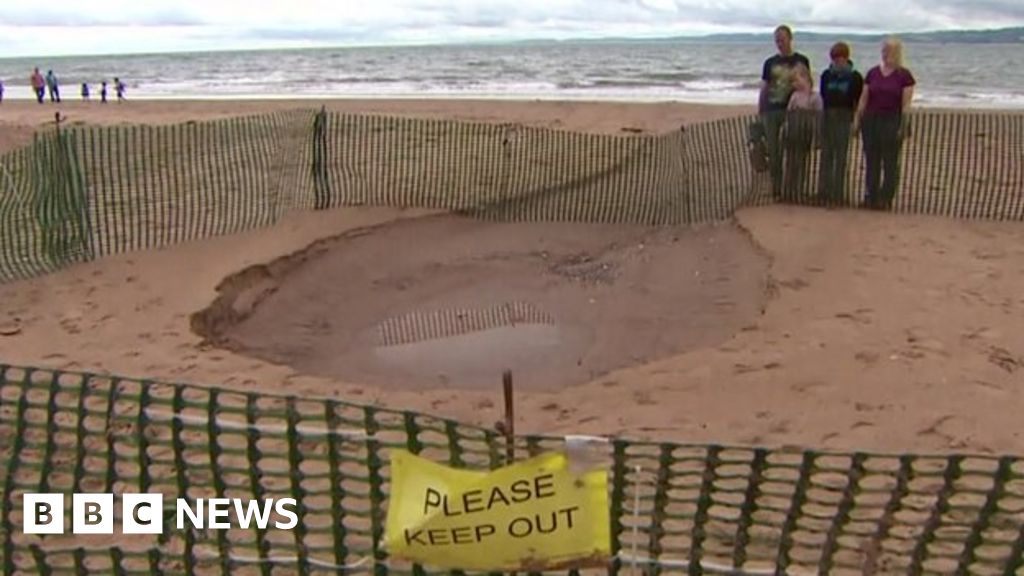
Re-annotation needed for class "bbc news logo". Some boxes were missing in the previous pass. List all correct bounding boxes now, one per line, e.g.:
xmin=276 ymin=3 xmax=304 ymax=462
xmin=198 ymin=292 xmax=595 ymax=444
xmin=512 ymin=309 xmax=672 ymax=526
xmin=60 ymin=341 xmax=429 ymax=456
xmin=23 ymin=494 xmax=298 ymax=535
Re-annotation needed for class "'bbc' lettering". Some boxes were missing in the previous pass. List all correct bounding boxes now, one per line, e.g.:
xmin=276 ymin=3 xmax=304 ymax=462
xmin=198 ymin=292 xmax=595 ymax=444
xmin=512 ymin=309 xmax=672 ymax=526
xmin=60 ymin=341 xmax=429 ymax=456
xmin=22 ymin=494 xmax=298 ymax=535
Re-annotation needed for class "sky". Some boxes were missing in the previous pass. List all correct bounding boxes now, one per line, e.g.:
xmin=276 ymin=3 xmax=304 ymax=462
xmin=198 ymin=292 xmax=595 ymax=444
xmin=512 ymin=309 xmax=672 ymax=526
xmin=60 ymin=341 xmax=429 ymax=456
xmin=1 ymin=0 xmax=1023 ymax=57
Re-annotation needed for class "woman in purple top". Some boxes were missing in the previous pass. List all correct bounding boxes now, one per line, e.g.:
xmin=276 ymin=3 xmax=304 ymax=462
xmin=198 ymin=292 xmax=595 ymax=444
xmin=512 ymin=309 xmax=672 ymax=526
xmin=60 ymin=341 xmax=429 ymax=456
xmin=853 ymin=37 xmax=916 ymax=210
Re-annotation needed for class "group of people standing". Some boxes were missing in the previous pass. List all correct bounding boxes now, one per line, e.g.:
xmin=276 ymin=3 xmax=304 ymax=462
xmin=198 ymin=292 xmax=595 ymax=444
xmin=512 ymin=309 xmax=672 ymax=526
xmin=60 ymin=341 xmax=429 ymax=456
xmin=18 ymin=68 xmax=127 ymax=104
xmin=757 ymin=26 xmax=916 ymax=210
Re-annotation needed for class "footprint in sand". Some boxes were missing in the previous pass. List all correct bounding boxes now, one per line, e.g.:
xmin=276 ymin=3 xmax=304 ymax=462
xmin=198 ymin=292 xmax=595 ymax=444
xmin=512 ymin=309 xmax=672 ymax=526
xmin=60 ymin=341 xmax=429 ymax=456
xmin=0 ymin=321 xmax=21 ymax=336
xmin=902 ymin=332 xmax=951 ymax=359
xmin=973 ymin=380 xmax=1007 ymax=396
xmin=836 ymin=308 xmax=873 ymax=325
xmin=791 ymin=380 xmax=828 ymax=393
xmin=633 ymin=391 xmax=657 ymax=406
xmin=855 ymin=351 xmax=881 ymax=366
xmin=714 ymin=299 xmax=736 ymax=311
xmin=59 ymin=317 xmax=82 ymax=335
xmin=962 ymin=326 xmax=1001 ymax=343
xmin=988 ymin=347 xmax=1021 ymax=373
xmin=918 ymin=414 xmax=956 ymax=441
xmin=971 ymin=248 xmax=1006 ymax=261
xmin=734 ymin=363 xmax=759 ymax=375
xmin=778 ymin=278 xmax=810 ymax=291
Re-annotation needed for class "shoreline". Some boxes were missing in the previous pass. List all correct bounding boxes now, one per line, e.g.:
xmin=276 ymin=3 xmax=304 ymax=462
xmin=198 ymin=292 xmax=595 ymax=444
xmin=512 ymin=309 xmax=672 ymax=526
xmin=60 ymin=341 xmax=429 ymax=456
xmin=3 ymin=93 xmax=1023 ymax=107
xmin=3 ymin=97 xmax=1020 ymax=155
xmin=0 ymin=98 xmax=753 ymax=153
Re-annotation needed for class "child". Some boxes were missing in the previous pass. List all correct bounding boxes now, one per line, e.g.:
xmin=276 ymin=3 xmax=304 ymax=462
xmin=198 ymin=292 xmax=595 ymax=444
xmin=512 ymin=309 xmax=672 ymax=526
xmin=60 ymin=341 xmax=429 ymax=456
xmin=100 ymin=81 xmax=108 ymax=104
xmin=81 ymin=82 xmax=90 ymax=101
xmin=782 ymin=63 xmax=823 ymax=201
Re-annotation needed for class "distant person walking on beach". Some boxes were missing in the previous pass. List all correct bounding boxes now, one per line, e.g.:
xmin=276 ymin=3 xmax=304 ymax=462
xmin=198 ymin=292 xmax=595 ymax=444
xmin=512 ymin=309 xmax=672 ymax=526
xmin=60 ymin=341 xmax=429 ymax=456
xmin=81 ymin=82 xmax=90 ymax=101
xmin=0 ymin=80 xmax=4 ymax=104
xmin=782 ymin=63 xmax=822 ymax=200
xmin=818 ymin=42 xmax=864 ymax=206
xmin=759 ymin=25 xmax=811 ymax=198
xmin=31 ymin=68 xmax=46 ymax=103
xmin=46 ymin=70 xmax=61 ymax=103
xmin=854 ymin=37 xmax=915 ymax=210
xmin=100 ymin=81 xmax=108 ymax=103
xmin=114 ymin=78 xmax=126 ymax=101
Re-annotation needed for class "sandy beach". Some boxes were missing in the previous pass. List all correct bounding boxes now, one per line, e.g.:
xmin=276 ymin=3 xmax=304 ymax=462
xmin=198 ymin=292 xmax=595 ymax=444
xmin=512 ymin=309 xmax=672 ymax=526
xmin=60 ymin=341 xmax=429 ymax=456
xmin=1 ymin=98 xmax=1023 ymax=457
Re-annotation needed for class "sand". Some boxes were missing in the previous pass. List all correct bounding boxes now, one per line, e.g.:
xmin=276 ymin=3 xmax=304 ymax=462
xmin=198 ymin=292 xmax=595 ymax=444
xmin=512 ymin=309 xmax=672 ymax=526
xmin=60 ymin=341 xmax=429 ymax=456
xmin=195 ymin=214 xmax=768 ymax=391
xmin=1 ymin=99 xmax=1023 ymax=457
xmin=0 ymin=99 xmax=752 ymax=154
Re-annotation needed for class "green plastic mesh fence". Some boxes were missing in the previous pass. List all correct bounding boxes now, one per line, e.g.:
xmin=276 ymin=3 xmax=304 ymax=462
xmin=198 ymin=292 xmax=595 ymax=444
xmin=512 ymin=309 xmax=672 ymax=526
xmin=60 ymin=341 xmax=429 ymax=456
xmin=70 ymin=110 xmax=316 ymax=258
xmin=2 ymin=108 xmax=1024 ymax=285
xmin=2 ymin=364 xmax=1024 ymax=575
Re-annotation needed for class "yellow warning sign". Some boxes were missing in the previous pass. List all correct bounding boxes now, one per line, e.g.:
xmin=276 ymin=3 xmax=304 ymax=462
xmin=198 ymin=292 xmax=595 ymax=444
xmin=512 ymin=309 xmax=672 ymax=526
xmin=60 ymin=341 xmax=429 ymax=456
xmin=384 ymin=449 xmax=611 ymax=571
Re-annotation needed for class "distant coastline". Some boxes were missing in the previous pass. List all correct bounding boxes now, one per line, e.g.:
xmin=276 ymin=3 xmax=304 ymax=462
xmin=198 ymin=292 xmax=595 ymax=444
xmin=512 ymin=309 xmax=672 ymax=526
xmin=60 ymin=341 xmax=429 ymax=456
xmin=521 ymin=26 xmax=1024 ymax=46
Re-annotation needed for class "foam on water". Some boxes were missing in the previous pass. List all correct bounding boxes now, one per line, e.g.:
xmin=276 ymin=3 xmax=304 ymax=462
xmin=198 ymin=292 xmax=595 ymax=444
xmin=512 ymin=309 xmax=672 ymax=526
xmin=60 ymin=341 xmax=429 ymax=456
xmin=0 ymin=40 xmax=1021 ymax=108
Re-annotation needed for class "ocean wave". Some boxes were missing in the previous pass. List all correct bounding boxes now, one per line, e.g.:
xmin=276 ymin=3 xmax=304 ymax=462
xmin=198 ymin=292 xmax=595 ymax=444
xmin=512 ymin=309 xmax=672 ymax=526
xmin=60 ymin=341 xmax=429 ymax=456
xmin=3 ymin=42 xmax=1022 ymax=110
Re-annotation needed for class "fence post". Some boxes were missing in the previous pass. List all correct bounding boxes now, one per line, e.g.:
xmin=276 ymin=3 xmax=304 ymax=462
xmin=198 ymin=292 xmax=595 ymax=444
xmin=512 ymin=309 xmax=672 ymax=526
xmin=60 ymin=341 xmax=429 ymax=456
xmin=312 ymin=106 xmax=329 ymax=210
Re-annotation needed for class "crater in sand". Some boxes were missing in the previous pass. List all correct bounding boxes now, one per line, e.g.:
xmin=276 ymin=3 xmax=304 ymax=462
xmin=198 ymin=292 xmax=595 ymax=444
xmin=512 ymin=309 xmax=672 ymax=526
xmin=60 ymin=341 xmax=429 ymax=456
xmin=194 ymin=214 xmax=770 ymax=391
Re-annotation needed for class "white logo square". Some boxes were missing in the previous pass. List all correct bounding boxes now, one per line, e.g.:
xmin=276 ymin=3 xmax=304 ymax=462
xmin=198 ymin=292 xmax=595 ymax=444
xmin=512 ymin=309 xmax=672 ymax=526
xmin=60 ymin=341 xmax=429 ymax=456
xmin=123 ymin=494 xmax=164 ymax=534
xmin=23 ymin=494 xmax=64 ymax=534
xmin=73 ymin=494 xmax=114 ymax=534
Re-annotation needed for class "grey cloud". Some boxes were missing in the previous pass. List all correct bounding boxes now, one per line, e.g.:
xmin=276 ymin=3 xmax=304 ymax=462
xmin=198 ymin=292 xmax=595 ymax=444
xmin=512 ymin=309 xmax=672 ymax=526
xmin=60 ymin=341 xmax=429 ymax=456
xmin=4 ymin=0 xmax=1023 ymax=42
xmin=0 ymin=7 xmax=203 ymax=27
xmin=925 ymin=0 xmax=1024 ymax=21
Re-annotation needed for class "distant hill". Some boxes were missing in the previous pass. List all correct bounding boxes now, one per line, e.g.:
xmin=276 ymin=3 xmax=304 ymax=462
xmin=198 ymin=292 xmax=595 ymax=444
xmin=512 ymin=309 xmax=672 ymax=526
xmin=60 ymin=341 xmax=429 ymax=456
xmin=548 ymin=26 xmax=1024 ymax=45
xmin=684 ymin=26 xmax=1024 ymax=44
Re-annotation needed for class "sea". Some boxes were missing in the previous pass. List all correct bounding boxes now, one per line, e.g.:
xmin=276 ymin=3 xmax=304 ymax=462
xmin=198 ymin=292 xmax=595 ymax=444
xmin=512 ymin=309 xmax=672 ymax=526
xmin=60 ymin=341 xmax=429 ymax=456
xmin=0 ymin=40 xmax=1022 ymax=108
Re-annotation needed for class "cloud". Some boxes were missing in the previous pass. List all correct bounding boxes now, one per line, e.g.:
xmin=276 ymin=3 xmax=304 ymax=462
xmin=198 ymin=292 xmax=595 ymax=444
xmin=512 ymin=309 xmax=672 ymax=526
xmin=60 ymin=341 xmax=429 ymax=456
xmin=0 ymin=5 xmax=203 ymax=27
xmin=0 ymin=0 xmax=1021 ymax=56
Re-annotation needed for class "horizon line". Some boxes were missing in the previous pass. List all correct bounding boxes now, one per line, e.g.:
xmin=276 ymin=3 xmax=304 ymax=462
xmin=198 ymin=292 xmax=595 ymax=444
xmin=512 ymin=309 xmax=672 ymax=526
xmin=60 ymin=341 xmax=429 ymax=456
xmin=0 ymin=24 xmax=1020 ymax=60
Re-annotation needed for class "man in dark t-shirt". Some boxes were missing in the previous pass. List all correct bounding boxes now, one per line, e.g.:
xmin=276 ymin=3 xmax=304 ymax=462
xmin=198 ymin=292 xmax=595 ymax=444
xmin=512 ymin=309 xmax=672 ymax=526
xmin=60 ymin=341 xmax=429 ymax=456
xmin=759 ymin=25 xmax=811 ymax=198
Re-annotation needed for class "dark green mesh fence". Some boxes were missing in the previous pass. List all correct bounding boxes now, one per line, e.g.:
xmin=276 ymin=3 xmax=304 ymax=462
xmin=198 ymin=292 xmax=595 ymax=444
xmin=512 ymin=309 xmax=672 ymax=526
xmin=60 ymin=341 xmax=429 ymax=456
xmin=3 ymin=364 xmax=1024 ymax=575
xmin=2 ymin=108 xmax=1024 ymax=284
